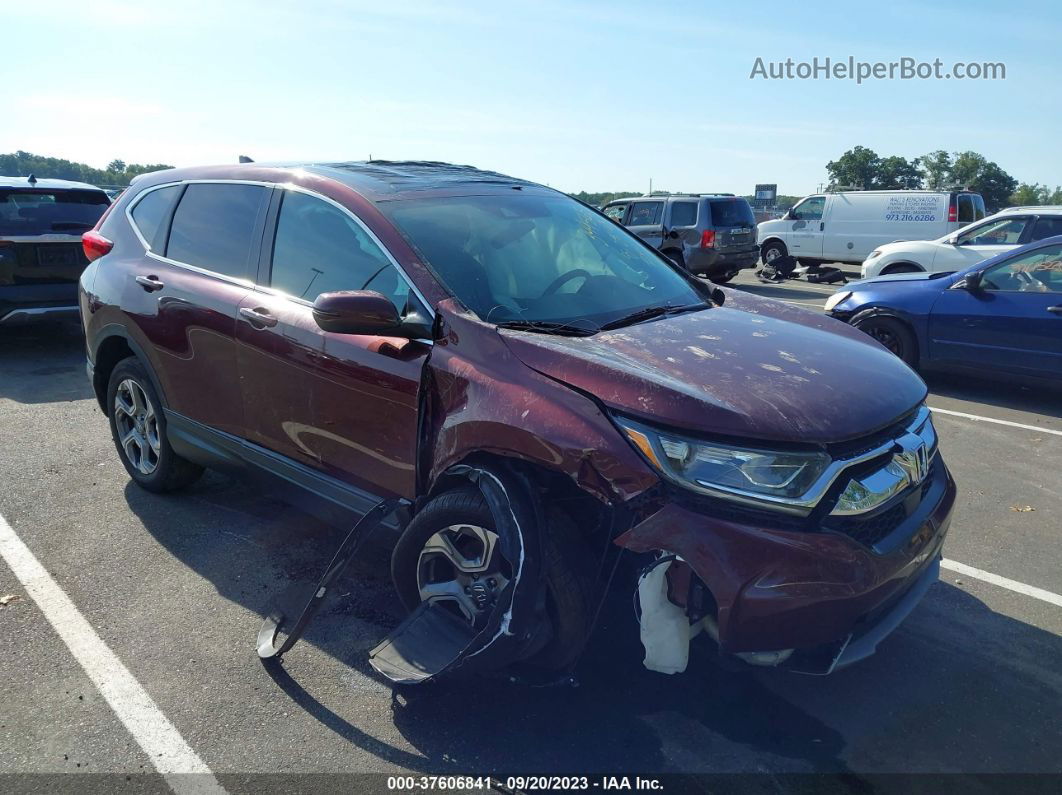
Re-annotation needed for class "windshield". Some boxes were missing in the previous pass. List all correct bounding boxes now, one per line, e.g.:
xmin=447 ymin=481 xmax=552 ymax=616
xmin=381 ymin=193 xmax=704 ymax=328
xmin=0 ymin=189 xmax=110 ymax=236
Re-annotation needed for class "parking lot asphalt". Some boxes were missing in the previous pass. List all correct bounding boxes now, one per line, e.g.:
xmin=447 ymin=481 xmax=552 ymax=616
xmin=1 ymin=276 xmax=1060 ymax=787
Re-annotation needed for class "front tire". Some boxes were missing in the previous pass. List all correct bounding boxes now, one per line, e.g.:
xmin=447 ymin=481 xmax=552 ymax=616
xmin=881 ymin=262 xmax=921 ymax=275
xmin=708 ymin=271 xmax=737 ymax=284
xmin=854 ymin=316 xmax=918 ymax=367
xmin=391 ymin=487 xmax=592 ymax=671
xmin=761 ymin=240 xmax=787 ymax=265
xmin=106 ymin=357 xmax=203 ymax=492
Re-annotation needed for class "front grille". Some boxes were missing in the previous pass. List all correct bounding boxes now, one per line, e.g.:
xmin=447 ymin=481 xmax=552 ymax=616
xmin=823 ymin=464 xmax=938 ymax=550
xmin=828 ymin=502 xmax=906 ymax=547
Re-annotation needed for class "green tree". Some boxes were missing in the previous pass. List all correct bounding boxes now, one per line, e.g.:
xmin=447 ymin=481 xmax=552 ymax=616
xmin=949 ymin=151 xmax=987 ymax=188
xmin=919 ymin=150 xmax=952 ymax=190
xmin=1011 ymin=182 xmax=1046 ymax=206
xmin=951 ymin=154 xmax=1017 ymax=211
xmin=826 ymin=146 xmax=881 ymax=189
xmin=107 ymin=159 xmax=127 ymax=173
xmin=0 ymin=151 xmax=172 ymax=186
xmin=877 ymin=156 xmax=923 ymax=189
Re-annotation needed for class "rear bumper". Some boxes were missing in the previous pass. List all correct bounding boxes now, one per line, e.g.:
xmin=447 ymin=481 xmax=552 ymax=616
xmin=687 ymin=246 xmax=759 ymax=274
xmin=0 ymin=284 xmax=79 ymax=324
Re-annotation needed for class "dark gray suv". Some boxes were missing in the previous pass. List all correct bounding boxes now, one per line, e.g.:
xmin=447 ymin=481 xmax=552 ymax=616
xmin=602 ymin=194 xmax=759 ymax=283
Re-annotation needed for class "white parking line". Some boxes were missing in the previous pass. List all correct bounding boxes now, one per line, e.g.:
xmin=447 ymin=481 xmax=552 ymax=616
xmin=0 ymin=512 xmax=226 ymax=795
xmin=942 ymin=559 xmax=1062 ymax=608
xmin=929 ymin=406 xmax=1062 ymax=438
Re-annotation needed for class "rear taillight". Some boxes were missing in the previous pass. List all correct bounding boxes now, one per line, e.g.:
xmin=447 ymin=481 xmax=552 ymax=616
xmin=700 ymin=229 xmax=716 ymax=248
xmin=82 ymin=230 xmax=113 ymax=262
xmin=948 ymin=199 xmax=957 ymax=222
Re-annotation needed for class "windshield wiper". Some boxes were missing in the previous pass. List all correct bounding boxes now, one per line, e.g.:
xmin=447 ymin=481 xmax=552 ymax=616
xmin=496 ymin=319 xmax=598 ymax=337
xmin=598 ymin=302 xmax=707 ymax=331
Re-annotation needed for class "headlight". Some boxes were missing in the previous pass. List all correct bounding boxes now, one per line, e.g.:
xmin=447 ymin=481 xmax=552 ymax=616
xmin=866 ymin=250 xmax=883 ymax=260
xmin=615 ymin=417 xmax=831 ymax=512
xmin=823 ymin=290 xmax=852 ymax=312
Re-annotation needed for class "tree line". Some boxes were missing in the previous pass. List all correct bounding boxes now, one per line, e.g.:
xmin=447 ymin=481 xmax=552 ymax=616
xmin=5 ymin=148 xmax=1056 ymax=214
xmin=0 ymin=151 xmax=173 ymax=187
xmin=824 ymin=146 xmax=1059 ymax=211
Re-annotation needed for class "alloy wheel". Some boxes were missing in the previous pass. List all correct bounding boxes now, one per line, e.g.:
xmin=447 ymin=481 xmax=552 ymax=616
xmin=417 ymin=524 xmax=513 ymax=625
xmin=867 ymin=325 xmax=902 ymax=356
xmin=113 ymin=378 xmax=161 ymax=475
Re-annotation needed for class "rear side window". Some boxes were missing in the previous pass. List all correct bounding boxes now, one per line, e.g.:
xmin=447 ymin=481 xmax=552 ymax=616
xmin=602 ymin=203 xmax=627 ymax=222
xmin=1030 ymin=216 xmax=1062 ymax=241
xmin=166 ymin=184 xmax=268 ymax=279
xmin=0 ymin=189 xmax=109 ymax=236
xmin=130 ymin=185 xmax=180 ymax=249
xmin=708 ymin=199 xmax=756 ymax=227
xmin=270 ymin=190 xmax=407 ymax=309
xmin=669 ymin=202 xmax=697 ymax=227
xmin=628 ymin=202 xmax=663 ymax=226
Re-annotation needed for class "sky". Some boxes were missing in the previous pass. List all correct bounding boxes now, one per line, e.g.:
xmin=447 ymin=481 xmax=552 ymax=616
xmin=2 ymin=0 xmax=1059 ymax=196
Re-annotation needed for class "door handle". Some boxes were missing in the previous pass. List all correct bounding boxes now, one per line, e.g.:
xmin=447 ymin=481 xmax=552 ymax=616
xmin=239 ymin=306 xmax=278 ymax=328
xmin=1049 ymin=305 xmax=1062 ymax=315
xmin=819 ymin=222 xmax=825 ymax=231
xmin=135 ymin=275 xmax=164 ymax=292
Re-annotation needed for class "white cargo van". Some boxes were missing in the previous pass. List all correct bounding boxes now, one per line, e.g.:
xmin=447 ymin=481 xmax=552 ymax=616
xmin=757 ymin=190 xmax=985 ymax=266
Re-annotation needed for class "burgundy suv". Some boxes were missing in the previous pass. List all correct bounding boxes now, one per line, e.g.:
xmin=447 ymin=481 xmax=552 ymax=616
xmin=79 ymin=161 xmax=955 ymax=679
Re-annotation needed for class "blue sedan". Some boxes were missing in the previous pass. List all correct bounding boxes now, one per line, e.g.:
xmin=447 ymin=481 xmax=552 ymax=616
xmin=825 ymin=235 xmax=1062 ymax=380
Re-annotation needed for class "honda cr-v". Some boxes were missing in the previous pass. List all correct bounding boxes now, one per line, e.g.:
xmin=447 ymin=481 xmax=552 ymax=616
xmin=79 ymin=161 xmax=955 ymax=680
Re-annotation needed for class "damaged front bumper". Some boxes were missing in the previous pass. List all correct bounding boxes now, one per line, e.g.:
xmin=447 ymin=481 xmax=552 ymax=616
xmin=620 ymin=456 xmax=956 ymax=675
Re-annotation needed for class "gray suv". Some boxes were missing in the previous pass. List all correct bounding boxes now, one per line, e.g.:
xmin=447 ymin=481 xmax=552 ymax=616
xmin=602 ymin=194 xmax=758 ymax=283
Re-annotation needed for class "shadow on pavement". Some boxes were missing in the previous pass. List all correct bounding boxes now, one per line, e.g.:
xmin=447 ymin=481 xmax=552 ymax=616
xmin=0 ymin=320 xmax=94 ymax=404
xmin=123 ymin=473 xmax=1062 ymax=775
xmin=925 ymin=370 xmax=1062 ymax=420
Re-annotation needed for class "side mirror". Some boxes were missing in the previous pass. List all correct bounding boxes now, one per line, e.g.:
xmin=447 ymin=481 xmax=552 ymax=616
xmin=312 ymin=290 xmax=403 ymax=335
xmin=787 ymin=210 xmax=799 ymax=221
xmin=946 ymin=236 xmax=960 ymax=246
xmin=955 ymin=271 xmax=983 ymax=291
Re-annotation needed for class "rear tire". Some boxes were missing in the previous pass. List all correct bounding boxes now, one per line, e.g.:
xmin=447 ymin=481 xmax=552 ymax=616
xmin=106 ymin=357 xmax=203 ymax=493
xmin=853 ymin=316 xmax=918 ymax=367
xmin=391 ymin=487 xmax=592 ymax=671
xmin=708 ymin=271 xmax=736 ymax=284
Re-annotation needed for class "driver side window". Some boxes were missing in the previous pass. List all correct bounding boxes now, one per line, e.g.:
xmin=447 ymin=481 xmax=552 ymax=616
xmin=791 ymin=196 xmax=824 ymax=221
xmin=981 ymin=243 xmax=1062 ymax=293
xmin=270 ymin=190 xmax=410 ymax=310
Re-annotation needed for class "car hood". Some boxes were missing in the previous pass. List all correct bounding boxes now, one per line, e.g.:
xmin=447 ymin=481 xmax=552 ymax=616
xmin=850 ymin=271 xmax=955 ymax=288
xmin=500 ymin=291 xmax=927 ymax=445
xmin=873 ymin=239 xmax=943 ymax=256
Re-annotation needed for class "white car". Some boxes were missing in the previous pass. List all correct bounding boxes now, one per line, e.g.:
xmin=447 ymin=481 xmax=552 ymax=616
xmin=861 ymin=206 xmax=1062 ymax=278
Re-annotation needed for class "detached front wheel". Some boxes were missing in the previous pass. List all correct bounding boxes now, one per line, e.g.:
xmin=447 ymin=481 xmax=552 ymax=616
xmin=391 ymin=487 xmax=592 ymax=671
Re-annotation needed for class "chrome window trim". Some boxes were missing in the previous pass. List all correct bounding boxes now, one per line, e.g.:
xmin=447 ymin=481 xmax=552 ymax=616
xmin=621 ymin=406 xmax=936 ymax=517
xmin=272 ymin=183 xmax=435 ymax=320
xmin=125 ymin=179 xmax=435 ymax=321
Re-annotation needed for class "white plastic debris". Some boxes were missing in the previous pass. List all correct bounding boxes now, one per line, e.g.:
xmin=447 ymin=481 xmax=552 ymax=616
xmin=637 ymin=557 xmax=693 ymax=674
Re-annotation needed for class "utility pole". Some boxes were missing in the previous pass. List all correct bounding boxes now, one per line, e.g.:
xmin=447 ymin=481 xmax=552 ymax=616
xmin=649 ymin=177 xmax=653 ymax=195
